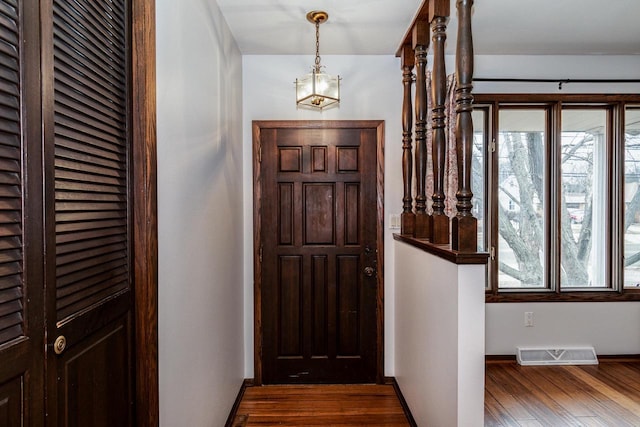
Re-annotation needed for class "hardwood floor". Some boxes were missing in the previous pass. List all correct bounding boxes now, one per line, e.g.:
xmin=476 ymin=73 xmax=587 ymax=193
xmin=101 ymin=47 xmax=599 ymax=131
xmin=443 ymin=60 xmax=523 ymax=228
xmin=231 ymin=360 xmax=640 ymax=426
xmin=485 ymin=360 xmax=640 ymax=426
xmin=231 ymin=384 xmax=411 ymax=426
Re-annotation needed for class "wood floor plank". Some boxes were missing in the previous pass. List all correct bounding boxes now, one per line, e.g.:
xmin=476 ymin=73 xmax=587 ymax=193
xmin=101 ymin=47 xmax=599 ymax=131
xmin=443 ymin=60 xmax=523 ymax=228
xmin=489 ymin=364 xmax=579 ymax=425
xmin=486 ymin=361 xmax=640 ymax=427
xmin=485 ymin=373 xmax=535 ymax=421
xmin=234 ymin=384 xmax=410 ymax=426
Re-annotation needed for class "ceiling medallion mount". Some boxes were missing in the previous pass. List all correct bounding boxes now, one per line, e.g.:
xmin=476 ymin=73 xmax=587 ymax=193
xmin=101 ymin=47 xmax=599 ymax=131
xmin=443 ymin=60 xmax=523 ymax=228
xmin=295 ymin=10 xmax=341 ymax=110
xmin=306 ymin=10 xmax=328 ymax=25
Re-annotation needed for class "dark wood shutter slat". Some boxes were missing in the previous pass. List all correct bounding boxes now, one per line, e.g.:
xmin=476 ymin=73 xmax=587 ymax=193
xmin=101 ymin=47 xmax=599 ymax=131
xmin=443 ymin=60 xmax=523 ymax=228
xmin=56 ymin=201 xmax=126 ymax=214
xmin=56 ymin=247 xmax=125 ymax=277
xmin=54 ymin=0 xmax=125 ymax=58
xmin=0 ymin=39 xmax=18 ymax=61
xmin=0 ymin=297 xmax=20 ymax=317
xmin=57 ymin=282 xmax=127 ymax=320
xmin=0 ymin=0 xmax=22 ymax=345
xmin=56 ymin=260 xmax=126 ymax=290
xmin=55 ymin=170 xmax=125 ymax=188
xmin=57 ymin=241 xmax=126 ymax=266
xmin=53 ymin=0 xmax=129 ymax=322
xmin=56 ymin=180 xmax=125 ymax=195
xmin=53 ymin=32 xmax=125 ymax=91
xmin=55 ymin=126 xmax=125 ymax=152
xmin=87 ymin=0 xmax=126 ymax=34
xmin=55 ymin=112 xmax=124 ymax=146
xmin=0 ymin=198 xmax=21 ymax=212
xmin=56 ymin=233 xmax=126 ymax=255
xmin=0 ymin=286 xmax=21 ymax=304
xmin=54 ymin=92 xmax=125 ymax=132
xmin=54 ymin=66 xmax=123 ymax=114
xmin=56 ymin=146 xmax=125 ymax=171
xmin=57 ymin=269 xmax=128 ymax=301
xmin=55 ymin=157 xmax=125 ymax=178
xmin=0 ymin=76 xmax=19 ymax=101
xmin=54 ymin=226 xmax=125 ymax=246
xmin=0 ymin=116 xmax=19 ymax=136
xmin=54 ymin=80 xmax=125 ymax=124
xmin=0 ymin=269 xmax=20 ymax=283
xmin=0 ymin=322 xmax=21 ymax=344
xmin=53 ymin=3 xmax=124 ymax=66
xmin=56 ymin=135 xmax=126 ymax=163
xmin=0 ymin=103 xmax=19 ymax=123
xmin=56 ymin=219 xmax=126 ymax=234
xmin=55 ymin=104 xmax=125 ymax=142
xmin=0 ymin=183 xmax=20 ymax=197
xmin=0 ymin=236 xmax=20 ymax=251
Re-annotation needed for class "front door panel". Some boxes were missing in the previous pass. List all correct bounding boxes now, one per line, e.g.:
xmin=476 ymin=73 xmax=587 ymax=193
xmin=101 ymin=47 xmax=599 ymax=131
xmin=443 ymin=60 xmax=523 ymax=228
xmin=257 ymin=122 xmax=383 ymax=384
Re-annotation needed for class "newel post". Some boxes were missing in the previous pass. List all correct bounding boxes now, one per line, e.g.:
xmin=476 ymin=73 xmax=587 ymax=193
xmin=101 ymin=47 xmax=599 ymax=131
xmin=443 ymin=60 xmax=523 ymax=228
xmin=413 ymin=20 xmax=431 ymax=239
xmin=401 ymin=45 xmax=416 ymax=235
xmin=451 ymin=0 xmax=477 ymax=252
xmin=429 ymin=0 xmax=450 ymax=244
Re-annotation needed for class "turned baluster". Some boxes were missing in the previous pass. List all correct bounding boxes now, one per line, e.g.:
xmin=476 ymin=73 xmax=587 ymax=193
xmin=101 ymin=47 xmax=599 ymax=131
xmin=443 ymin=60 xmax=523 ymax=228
xmin=429 ymin=1 xmax=450 ymax=244
xmin=401 ymin=45 xmax=416 ymax=236
xmin=451 ymin=0 xmax=478 ymax=252
xmin=413 ymin=20 xmax=431 ymax=239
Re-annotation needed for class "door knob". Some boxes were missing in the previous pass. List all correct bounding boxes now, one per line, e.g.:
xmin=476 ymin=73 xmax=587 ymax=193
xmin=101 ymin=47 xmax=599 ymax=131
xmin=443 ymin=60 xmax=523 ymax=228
xmin=53 ymin=335 xmax=66 ymax=355
xmin=363 ymin=266 xmax=375 ymax=277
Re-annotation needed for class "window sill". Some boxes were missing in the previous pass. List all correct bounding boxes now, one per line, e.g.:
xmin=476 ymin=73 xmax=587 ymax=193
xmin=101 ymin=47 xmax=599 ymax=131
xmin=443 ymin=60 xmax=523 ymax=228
xmin=486 ymin=289 xmax=640 ymax=303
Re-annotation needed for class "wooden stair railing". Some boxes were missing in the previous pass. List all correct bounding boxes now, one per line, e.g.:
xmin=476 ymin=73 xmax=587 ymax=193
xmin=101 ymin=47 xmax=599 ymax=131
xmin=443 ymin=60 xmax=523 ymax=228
xmin=413 ymin=20 xmax=431 ymax=239
xmin=451 ymin=0 xmax=477 ymax=252
xmin=430 ymin=0 xmax=450 ymax=244
xmin=396 ymin=0 xmax=478 ymax=253
xmin=400 ymin=45 xmax=416 ymax=236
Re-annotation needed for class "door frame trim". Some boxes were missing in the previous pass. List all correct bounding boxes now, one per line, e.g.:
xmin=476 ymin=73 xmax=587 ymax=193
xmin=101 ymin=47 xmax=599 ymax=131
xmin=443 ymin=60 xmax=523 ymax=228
xmin=252 ymin=120 xmax=385 ymax=385
xmin=132 ymin=1 xmax=159 ymax=425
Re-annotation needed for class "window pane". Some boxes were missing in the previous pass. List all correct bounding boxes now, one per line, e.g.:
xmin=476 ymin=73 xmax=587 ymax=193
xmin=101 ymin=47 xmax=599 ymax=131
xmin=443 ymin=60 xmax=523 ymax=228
xmin=497 ymin=110 xmax=546 ymax=288
xmin=560 ymin=109 xmax=607 ymax=288
xmin=624 ymin=108 xmax=640 ymax=288
xmin=472 ymin=109 xmax=485 ymax=252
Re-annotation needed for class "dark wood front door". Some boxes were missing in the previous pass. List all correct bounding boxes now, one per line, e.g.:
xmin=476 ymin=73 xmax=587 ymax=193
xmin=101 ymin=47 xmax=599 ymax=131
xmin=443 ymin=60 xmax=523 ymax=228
xmin=254 ymin=121 xmax=384 ymax=384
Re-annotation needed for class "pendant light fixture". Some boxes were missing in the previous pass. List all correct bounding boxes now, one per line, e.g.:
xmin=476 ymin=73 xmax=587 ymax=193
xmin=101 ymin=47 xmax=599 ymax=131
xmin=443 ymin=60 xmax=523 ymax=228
xmin=295 ymin=11 xmax=341 ymax=110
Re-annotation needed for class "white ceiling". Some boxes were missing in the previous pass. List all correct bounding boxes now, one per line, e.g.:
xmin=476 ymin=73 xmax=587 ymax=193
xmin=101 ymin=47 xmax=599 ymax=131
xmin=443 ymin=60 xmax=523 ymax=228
xmin=216 ymin=0 xmax=640 ymax=56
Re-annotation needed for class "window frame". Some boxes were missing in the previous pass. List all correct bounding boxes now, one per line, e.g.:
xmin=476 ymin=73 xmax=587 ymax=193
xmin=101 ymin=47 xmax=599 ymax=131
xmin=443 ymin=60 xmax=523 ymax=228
xmin=476 ymin=94 xmax=640 ymax=302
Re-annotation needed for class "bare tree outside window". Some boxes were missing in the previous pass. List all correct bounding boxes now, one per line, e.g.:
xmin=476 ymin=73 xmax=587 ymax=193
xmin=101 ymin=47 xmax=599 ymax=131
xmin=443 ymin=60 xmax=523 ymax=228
xmin=624 ymin=108 xmax=640 ymax=288
xmin=497 ymin=109 xmax=546 ymax=288
xmin=560 ymin=110 xmax=607 ymax=288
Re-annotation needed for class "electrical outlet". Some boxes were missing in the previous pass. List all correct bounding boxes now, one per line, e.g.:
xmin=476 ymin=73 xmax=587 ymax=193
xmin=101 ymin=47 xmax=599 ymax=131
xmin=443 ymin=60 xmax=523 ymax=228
xmin=524 ymin=312 xmax=534 ymax=327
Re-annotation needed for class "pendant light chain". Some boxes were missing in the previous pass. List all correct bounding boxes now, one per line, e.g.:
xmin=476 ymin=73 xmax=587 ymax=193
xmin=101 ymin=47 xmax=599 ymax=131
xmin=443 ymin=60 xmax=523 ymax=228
xmin=314 ymin=20 xmax=321 ymax=72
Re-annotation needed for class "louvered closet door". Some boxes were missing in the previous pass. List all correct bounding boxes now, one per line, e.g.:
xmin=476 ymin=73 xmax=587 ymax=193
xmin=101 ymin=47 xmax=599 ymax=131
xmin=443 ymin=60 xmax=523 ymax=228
xmin=0 ymin=1 xmax=45 ymax=426
xmin=46 ymin=0 xmax=134 ymax=425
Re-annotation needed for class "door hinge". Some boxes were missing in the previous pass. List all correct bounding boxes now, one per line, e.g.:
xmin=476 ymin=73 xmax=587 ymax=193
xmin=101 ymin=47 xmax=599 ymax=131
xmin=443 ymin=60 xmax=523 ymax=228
xmin=490 ymin=246 xmax=496 ymax=260
xmin=259 ymin=245 xmax=263 ymax=263
xmin=490 ymin=138 xmax=496 ymax=153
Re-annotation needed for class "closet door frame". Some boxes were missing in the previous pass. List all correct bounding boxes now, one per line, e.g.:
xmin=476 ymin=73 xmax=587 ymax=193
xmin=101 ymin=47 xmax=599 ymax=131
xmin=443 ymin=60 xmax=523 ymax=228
xmin=130 ymin=1 xmax=158 ymax=426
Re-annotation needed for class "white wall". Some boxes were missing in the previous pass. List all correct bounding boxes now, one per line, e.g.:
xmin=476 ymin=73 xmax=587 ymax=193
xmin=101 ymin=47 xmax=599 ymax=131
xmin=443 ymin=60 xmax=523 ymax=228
xmin=486 ymin=302 xmax=640 ymax=355
xmin=242 ymin=55 xmax=403 ymax=377
xmin=157 ymin=1 xmax=244 ymax=425
xmin=395 ymin=241 xmax=485 ymax=427
xmin=475 ymin=55 xmax=640 ymax=355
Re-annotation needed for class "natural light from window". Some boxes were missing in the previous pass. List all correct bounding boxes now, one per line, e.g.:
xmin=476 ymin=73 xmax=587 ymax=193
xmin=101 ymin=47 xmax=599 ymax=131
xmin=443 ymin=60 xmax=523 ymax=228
xmin=497 ymin=109 xmax=546 ymax=289
xmin=560 ymin=109 xmax=608 ymax=288
xmin=624 ymin=107 xmax=640 ymax=288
